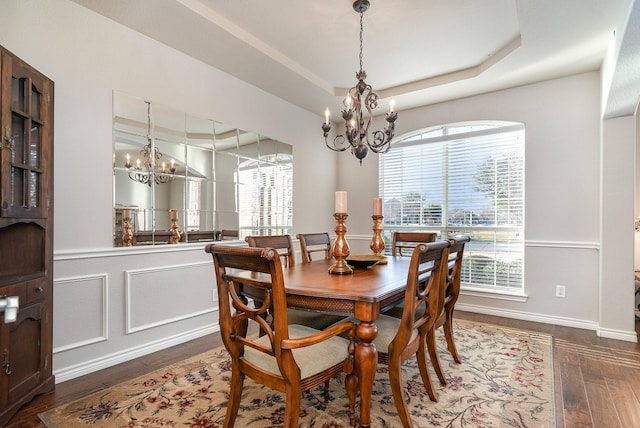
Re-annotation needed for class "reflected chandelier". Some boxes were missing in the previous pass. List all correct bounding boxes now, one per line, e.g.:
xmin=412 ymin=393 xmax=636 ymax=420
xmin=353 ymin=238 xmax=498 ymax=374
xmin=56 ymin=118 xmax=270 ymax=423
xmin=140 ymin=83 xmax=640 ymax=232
xmin=323 ymin=0 xmax=398 ymax=165
xmin=125 ymin=101 xmax=176 ymax=186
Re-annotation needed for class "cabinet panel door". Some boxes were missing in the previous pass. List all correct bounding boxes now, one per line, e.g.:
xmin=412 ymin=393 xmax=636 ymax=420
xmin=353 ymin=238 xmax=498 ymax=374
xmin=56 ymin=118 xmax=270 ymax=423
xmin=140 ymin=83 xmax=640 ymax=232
xmin=0 ymin=51 xmax=53 ymax=219
xmin=2 ymin=302 xmax=46 ymax=405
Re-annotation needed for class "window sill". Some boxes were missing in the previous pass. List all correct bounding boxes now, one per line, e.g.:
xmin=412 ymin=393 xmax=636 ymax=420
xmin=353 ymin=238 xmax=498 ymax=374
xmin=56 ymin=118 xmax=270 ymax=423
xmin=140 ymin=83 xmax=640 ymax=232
xmin=460 ymin=285 xmax=528 ymax=302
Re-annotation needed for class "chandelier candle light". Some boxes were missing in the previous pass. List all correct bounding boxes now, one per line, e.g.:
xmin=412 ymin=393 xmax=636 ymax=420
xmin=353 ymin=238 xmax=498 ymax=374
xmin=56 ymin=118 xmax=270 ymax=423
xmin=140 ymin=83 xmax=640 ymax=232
xmin=125 ymin=101 xmax=176 ymax=186
xmin=323 ymin=0 xmax=398 ymax=165
xmin=329 ymin=191 xmax=353 ymax=275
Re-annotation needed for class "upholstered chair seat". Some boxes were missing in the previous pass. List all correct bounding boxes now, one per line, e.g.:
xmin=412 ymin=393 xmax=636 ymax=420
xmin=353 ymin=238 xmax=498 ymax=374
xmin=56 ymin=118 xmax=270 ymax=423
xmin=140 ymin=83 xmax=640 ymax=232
xmin=245 ymin=324 xmax=354 ymax=379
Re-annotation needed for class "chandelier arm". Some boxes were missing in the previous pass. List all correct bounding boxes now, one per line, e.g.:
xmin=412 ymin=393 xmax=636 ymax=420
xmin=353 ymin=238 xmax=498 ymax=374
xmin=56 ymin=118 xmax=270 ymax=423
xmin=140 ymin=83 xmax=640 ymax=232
xmin=371 ymin=124 xmax=395 ymax=153
xmin=363 ymin=90 xmax=376 ymax=111
xmin=359 ymin=114 xmax=371 ymax=147
xmin=369 ymin=131 xmax=392 ymax=153
xmin=364 ymin=86 xmax=378 ymax=110
xmin=349 ymin=86 xmax=360 ymax=119
xmin=128 ymin=170 xmax=152 ymax=186
xmin=324 ymin=133 xmax=351 ymax=152
xmin=324 ymin=121 xmax=353 ymax=152
xmin=368 ymin=111 xmax=397 ymax=152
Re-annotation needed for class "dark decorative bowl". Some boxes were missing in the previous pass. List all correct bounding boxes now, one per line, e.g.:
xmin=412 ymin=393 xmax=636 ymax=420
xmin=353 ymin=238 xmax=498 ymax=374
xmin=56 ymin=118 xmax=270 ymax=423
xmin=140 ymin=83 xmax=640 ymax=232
xmin=346 ymin=255 xmax=383 ymax=269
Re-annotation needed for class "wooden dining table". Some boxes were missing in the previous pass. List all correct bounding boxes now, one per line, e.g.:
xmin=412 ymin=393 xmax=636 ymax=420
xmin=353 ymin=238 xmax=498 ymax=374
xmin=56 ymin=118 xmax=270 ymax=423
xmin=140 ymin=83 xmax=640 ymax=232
xmin=238 ymin=255 xmax=411 ymax=428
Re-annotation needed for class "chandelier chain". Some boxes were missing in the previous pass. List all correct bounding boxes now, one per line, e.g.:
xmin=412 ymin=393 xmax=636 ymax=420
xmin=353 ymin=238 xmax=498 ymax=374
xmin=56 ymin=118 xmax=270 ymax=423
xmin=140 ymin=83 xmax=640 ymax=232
xmin=147 ymin=101 xmax=151 ymax=137
xmin=359 ymin=11 xmax=364 ymax=73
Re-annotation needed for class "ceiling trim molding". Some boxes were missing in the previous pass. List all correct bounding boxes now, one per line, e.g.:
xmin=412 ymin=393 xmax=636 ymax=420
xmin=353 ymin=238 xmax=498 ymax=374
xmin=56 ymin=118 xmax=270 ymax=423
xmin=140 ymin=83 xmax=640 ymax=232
xmin=176 ymin=0 xmax=335 ymax=94
xmin=334 ymin=35 xmax=522 ymax=99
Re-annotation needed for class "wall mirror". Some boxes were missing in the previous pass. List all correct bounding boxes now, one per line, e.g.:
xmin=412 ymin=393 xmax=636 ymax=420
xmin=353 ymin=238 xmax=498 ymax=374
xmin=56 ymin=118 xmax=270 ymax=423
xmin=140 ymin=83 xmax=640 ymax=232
xmin=112 ymin=91 xmax=293 ymax=246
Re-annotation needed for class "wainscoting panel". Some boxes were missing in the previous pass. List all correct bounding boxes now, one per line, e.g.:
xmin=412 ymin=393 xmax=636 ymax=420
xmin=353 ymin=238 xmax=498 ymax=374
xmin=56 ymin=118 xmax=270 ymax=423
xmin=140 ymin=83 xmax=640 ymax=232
xmin=125 ymin=261 xmax=215 ymax=333
xmin=53 ymin=274 xmax=108 ymax=352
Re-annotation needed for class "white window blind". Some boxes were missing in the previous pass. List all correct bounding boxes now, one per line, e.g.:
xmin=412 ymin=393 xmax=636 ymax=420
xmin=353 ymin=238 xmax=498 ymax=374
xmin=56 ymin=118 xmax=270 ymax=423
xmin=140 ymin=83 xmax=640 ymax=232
xmin=238 ymin=155 xmax=293 ymax=237
xmin=380 ymin=122 xmax=524 ymax=290
xmin=186 ymin=179 xmax=201 ymax=229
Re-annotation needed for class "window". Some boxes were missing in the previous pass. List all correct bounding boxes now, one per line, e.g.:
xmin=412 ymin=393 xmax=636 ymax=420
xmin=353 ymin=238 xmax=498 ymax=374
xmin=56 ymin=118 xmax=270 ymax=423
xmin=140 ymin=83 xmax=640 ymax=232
xmin=186 ymin=179 xmax=201 ymax=230
xmin=238 ymin=152 xmax=293 ymax=236
xmin=379 ymin=121 xmax=524 ymax=291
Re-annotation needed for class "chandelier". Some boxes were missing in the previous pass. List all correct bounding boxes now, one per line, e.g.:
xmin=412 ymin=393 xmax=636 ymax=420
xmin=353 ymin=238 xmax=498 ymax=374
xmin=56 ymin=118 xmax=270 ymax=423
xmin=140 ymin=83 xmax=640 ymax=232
xmin=125 ymin=101 xmax=176 ymax=186
xmin=323 ymin=0 xmax=398 ymax=165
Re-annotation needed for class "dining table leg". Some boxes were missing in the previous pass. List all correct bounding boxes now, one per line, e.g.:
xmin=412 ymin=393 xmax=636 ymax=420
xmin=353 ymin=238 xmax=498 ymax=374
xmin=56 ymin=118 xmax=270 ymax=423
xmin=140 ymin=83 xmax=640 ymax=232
xmin=355 ymin=319 xmax=378 ymax=428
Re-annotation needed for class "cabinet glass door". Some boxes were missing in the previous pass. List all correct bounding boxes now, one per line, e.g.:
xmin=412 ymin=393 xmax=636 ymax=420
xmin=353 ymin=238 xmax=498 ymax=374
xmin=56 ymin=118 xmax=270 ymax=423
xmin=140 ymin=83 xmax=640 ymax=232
xmin=1 ymin=55 xmax=49 ymax=218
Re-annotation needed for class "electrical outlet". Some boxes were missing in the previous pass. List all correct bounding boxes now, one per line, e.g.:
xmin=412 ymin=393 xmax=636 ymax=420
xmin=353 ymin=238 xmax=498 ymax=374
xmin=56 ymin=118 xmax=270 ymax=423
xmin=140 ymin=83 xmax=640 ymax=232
xmin=555 ymin=285 xmax=566 ymax=298
xmin=211 ymin=290 xmax=217 ymax=302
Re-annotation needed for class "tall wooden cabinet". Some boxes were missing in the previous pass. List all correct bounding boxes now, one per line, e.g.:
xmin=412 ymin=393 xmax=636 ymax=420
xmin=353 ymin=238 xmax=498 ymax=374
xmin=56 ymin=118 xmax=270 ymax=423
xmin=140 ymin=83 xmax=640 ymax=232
xmin=0 ymin=46 xmax=54 ymax=426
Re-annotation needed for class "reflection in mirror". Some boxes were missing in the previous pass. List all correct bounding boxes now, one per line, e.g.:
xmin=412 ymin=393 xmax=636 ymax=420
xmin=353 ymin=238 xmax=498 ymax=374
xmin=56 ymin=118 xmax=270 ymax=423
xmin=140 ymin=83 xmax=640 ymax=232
xmin=112 ymin=92 xmax=293 ymax=246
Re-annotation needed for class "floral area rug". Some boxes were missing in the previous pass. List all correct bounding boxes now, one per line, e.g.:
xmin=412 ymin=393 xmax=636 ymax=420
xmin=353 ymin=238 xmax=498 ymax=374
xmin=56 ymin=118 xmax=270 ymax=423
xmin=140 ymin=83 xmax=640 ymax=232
xmin=39 ymin=319 xmax=555 ymax=427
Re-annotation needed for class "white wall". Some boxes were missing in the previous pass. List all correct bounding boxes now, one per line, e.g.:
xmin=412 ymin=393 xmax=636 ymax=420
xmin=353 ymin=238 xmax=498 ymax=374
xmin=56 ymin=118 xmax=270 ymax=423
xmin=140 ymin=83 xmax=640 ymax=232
xmin=601 ymin=115 xmax=636 ymax=338
xmin=0 ymin=0 xmax=337 ymax=381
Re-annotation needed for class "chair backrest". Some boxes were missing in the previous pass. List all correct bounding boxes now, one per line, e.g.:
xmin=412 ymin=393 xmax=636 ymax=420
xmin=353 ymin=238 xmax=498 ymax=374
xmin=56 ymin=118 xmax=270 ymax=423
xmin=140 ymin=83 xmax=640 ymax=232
xmin=391 ymin=231 xmax=438 ymax=256
xmin=246 ymin=234 xmax=296 ymax=267
xmin=445 ymin=235 xmax=471 ymax=304
xmin=220 ymin=229 xmax=239 ymax=240
xmin=132 ymin=230 xmax=173 ymax=245
xmin=297 ymin=232 xmax=332 ymax=263
xmin=182 ymin=230 xmax=216 ymax=242
xmin=204 ymin=245 xmax=290 ymax=367
xmin=391 ymin=240 xmax=450 ymax=351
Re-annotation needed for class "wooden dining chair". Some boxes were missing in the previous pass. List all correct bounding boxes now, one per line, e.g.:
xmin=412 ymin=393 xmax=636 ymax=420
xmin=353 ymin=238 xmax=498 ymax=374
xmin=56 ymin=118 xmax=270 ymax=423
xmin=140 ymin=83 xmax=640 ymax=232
xmin=431 ymin=235 xmax=471 ymax=364
xmin=205 ymin=245 xmax=358 ymax=428
xmin=246 ymin=234 xmax=296 ymax=267
xmin=297 ymin=232 xmax=332 ymax=262
xmin=373 ymin=240 xmax=450 ymax=427
xmin=391 ymin=231 xmax=438 ymax=256
xmin=247 ymin=234 xmax=344 ymax=329
xmin=382 ymin=231 xmax=439 ymax=319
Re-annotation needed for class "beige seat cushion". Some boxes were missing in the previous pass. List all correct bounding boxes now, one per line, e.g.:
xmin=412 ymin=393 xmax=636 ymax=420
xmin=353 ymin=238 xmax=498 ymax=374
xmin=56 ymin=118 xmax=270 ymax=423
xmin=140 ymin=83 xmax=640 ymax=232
xmin=339 ymin=315 xmax=419 ymax=353
xmin=244 ymin=324 xmax=351 ymax=379
xmin=372 ymin=315 xmax=417 ymax=353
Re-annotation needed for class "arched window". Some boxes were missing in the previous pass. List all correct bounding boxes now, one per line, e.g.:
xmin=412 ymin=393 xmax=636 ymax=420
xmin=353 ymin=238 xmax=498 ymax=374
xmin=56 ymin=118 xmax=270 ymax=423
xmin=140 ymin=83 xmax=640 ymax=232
xmin=379 ymin=121 xmax=524 ymax=291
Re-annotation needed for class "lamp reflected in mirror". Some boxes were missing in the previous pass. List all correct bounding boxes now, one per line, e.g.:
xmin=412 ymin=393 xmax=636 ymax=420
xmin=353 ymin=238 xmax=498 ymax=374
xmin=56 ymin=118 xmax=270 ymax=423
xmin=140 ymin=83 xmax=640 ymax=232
xmin=123 ymin=101 xmax=176 ymax=186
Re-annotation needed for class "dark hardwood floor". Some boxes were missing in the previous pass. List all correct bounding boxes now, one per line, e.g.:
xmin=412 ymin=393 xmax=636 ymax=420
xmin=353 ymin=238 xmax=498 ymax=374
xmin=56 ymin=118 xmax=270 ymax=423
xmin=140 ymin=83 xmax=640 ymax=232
xmin=5 ymin=311 xmax=640 ymax=427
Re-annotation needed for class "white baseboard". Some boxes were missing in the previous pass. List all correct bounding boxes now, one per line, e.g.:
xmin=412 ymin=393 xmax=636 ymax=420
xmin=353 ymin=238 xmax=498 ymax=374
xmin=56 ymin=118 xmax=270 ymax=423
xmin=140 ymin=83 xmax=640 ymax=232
xmin=54 ymin=324 xmax=220 ymax=383
xmin=597 ymin=326 xmax=639 ymax=343
xmin=457 ymin=303 xmax=600 ymax=332
xmin=457 ymin=303 xmax=638 ymax=343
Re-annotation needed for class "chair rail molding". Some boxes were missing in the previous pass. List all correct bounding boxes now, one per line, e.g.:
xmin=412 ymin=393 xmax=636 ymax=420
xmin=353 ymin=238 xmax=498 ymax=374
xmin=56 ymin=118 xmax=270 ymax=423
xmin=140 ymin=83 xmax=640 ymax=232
xmin=525 ymin=239 xmax=599 ymax=250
